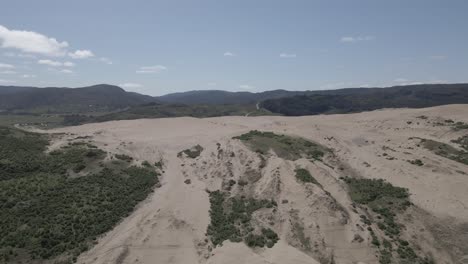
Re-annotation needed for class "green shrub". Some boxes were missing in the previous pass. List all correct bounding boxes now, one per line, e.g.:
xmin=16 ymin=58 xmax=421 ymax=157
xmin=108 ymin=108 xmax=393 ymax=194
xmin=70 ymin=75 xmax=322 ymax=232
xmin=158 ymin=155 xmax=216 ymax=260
xmin=233 ymin=130 xmax=329 ymax=161
xmin=178 ymin=145 xmax=203 ymax=159
xmin=115 ymin=154 xmax=133 ymax=162
xmin=206 ymin=191 xmax=278 ymax=248
xmin=408 ymin=159 xmax=424 ymax=166
xmin=294 ymin=168 xmax=320 ymax=185
xmin=0 ymin=127 xmax=159 ymax=263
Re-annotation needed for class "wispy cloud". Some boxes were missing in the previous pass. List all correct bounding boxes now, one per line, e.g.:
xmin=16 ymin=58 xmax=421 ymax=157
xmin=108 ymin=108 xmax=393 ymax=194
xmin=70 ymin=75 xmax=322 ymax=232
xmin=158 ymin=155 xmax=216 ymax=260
xmin=136 ymin=65 xmax=167 ymax=74
xmin=38 ymin=59 xmax=74 ymax=67
xmin=3 ymin=52 xmax=36 ymax=58
xmin=0 ymin=63 xmax=14 ymax=69
xmin=0 ymin=24 xmax=69 ymax=56
xmin=223 ymin=51 xmax=236 ymax=57
xmin=0 ymin=78 xmax=16 ymax=83
xmin=319 ymin=82 xmax=353 ymax=90
xmin=21 ymin=74 xmax=36 ymax=78
xmin=99 ymin=57 xmax=113 ymax=65
xmin=68 ymin=49 xmax=94 ymax=59
xmin=394 ymin=78 xmax=409 ymax=83
xmin=0 ymin=70 xmax=16 ymax=74
xmin=279 ymin=53 xmax=296 ymax=58
xmin=239 ymin=84 xmax=255 ymax=90
xmin=119 ymin=83 xmax=142 ymax=89
xmin=207 ymin=82 xmax=217 ymax=86
xmin=340 ymin=36 xmax=375 ymax=43
xmin=429 ymin=55 xmax=447 ymax=60
xmin=60 ymin=69 xmax=73 ymax=74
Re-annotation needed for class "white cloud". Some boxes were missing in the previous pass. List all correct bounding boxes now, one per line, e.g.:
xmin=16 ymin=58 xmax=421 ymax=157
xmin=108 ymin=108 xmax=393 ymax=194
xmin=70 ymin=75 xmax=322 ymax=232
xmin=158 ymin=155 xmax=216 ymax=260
xmin=223 ymin=52 xmax=236 ymax=57
xmin=239 ymin=84 xmax=255 ymax=90
xmin=0 ymin=78 xmax=16 ymax=83
xmin=38 ymin=59 xmax=61 ymax=67
xmin=136 ymin=65 xmax=167 ymax=74
xmin=63 ymin=61 xmax=75 ymax=67
xmin=60 ymin=69 xmax=73 ymax=74
xmin=38 ymin=59 xmax=74 ymax=67
xmin=394 ymin=78 xmax=409 ymax=83
xmin=0 ymin=70 xmax=15 ymax=74
xmin=207 ymin=82 xmax=217 ymax=86
xmin=279 ymin=53 xmax=297 ymax=58
xmin=0 ymin=25 xmax=69 ymax=56
xmin=3 ymin=52 xmax=36 ymax=58
xmin=340 ymin=36 xmax=375 ymax=43
xmin=99 ymin=57 xmax=113 ymax=65
xmin=68 ymin=49 xmax=94 ymax=59
xmin=21 ymin=74 xmax=36 ymax=78
xmin=119 ymin=83 xmax=142 ymax=89
xmin=0 ymin=63 xmax=14 ymax=68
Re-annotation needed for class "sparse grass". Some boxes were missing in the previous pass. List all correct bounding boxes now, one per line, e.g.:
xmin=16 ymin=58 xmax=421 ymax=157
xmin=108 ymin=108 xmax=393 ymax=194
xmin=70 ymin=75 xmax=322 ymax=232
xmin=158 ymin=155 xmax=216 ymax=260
xmin=421 ymin=138 xmax=468 ymax=165
xmin=233 ymin=130 xmax=329 ymax=161
xmin=177 ymin=144 xmax=204 ymax=159
xmin=0 ymin=126 xmax=159 ymax=263
xmin=294 ymin=168 xmax=321 ymax=186
xmin=206 ymin=190 xmax=278 ymax=248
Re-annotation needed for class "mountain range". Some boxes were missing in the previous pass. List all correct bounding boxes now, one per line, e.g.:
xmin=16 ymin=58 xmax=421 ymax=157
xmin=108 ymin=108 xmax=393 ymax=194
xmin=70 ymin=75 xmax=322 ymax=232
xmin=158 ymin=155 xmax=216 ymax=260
xmin=2 ymin=83 xmax=468 ymax=117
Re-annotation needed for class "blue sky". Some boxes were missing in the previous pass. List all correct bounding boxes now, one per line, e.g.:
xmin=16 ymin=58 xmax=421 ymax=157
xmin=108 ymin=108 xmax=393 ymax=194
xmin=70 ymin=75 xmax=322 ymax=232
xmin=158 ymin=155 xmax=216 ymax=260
xmin=0 ymin=0 xmax=467 ymax=96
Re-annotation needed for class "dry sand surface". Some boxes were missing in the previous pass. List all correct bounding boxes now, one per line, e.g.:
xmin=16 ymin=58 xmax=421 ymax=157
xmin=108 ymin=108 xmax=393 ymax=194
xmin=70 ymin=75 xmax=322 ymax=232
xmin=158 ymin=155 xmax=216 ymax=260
xmin=48 ymin=105 xmax=468 ymax=264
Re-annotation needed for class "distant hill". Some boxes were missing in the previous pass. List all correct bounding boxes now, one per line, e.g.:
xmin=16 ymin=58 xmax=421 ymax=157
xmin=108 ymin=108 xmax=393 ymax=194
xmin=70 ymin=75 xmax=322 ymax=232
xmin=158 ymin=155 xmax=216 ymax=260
xmin=0 ymin=84 xmax=157 ymax=113
xmin=61 ymin=102 xmax=274 ymax=126
xmin=260 ymin=83 xmax=468 ymax=116
xmin=157 ymin=89 xmax=310 ymax=105
xmin=3 ymin=83 xmax=468 ymax=119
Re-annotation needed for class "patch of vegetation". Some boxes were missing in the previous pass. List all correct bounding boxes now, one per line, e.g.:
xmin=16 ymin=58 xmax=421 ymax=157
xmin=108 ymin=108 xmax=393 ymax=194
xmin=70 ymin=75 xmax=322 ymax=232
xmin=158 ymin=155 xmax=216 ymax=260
xmin=114 ymin=153 xmax=134 ymax=162
xmin=0 ymin=127 xmax=159 ymax=263
xmin=206 ymin=190 xmax=278 ymax=248
xmin=142 ymin=160 xmax=152 ymax=167
xmin=177 ymin=144 xmax=204 ymax=159
xmin=407 ymin=159 xmax=424 ymax=166
xmin=233 ymin=130 xmax=329 ymax=161
xmin=453 ymin=121 xmax=468 ymax=131
xmin=294 ymin=168 xmax=321 ymax=186
xmin=421 ymin=138 xmax=468 ymax=165
xmin=451 ymin=135 xmax=468 ymax=151
xmin=154 ymin=160 xmax=164 ymax=170
xmin=0 ymin=113 xmax=64 ymax=128
xmin=342 ymin=177 xmax=434 ymax=263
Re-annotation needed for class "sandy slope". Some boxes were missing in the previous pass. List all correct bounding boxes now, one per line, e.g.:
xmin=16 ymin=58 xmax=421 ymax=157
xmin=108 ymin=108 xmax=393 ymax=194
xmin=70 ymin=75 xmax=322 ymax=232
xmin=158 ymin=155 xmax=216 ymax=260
xmin=49 ymin=105 xmax=468 ymax=264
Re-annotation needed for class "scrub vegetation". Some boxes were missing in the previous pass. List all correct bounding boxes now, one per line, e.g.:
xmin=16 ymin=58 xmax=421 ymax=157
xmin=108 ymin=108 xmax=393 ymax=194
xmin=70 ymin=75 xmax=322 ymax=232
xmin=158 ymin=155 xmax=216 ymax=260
xmin=0 ymin=126 xmax=159 ymax=263
xmin=206 ymin=190 xmax=279 ymax=248
xmin=233 ymin=130 xmax=329 ymax=161
xmin=421 ymin=138 xmax=468 ymax=165
xmin=342 ymin=177 xmax=434 ymax=264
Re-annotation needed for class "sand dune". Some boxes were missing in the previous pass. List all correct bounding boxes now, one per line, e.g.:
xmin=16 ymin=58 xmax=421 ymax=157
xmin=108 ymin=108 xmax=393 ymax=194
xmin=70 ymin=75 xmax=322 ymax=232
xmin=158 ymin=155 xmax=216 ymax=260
xmin=49 ymin=105 xmax=468 ymax=264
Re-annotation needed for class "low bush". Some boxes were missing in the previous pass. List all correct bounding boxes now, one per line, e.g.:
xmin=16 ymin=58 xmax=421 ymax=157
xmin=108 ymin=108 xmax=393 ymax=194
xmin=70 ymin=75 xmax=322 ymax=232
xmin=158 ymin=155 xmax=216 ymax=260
xmin=0 ymin=126 xmax=159 ymax=263
xmin=294 ymin=168 xmax=320 ymax=186
xmin=206 ymin=190 xmax=278 ymax=248
xmin=233 ymin=130 xmax=329 ymax=161
xmin=178 ymin=145 xmax=203 ymax=159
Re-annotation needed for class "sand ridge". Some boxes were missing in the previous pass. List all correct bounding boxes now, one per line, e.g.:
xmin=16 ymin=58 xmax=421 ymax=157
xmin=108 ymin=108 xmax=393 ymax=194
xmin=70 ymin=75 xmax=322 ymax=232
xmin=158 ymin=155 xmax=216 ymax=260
xmin=47 ymin=105 xmax=468 ymax=264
